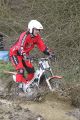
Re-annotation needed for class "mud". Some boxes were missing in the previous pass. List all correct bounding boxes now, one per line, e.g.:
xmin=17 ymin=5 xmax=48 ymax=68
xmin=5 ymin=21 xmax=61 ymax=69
xmin=0 ymin=99 xmax=44 ymax=120
xmin=0 ymin=91 xmax=79 ymax=120
xmin=0 ymin=79 xmax=80 ymax=120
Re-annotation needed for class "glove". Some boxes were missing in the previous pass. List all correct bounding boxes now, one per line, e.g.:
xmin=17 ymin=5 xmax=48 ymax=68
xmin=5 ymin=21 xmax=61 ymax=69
xmin=18 ymin=47 xmax=25 ymax=56
xmin=23 ymin=53 xmax=32 ymax=61
xmin=49 ymin=52 xmax=56 ymax=62
xmin=23 ymin=52 xmax=27 ymax=60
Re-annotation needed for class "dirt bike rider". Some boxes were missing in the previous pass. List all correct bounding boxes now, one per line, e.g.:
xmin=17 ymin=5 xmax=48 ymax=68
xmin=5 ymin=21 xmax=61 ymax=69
xmin=9 ymin=20 xmax=55 ymax=86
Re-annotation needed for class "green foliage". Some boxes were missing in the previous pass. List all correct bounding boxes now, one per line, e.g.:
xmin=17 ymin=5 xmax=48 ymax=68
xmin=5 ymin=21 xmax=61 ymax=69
xmin=0 ymin=61 xmax=14 ymax=79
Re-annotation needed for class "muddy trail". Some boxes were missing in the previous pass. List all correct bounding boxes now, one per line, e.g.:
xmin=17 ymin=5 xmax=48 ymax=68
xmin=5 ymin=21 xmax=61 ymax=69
xmin=0 ymin=88 xmax=80 ymax=120
xmin=0 ymin=95 xmax=79 ymax=120
xmin=0 ymin=77 xmax=80 ymax=120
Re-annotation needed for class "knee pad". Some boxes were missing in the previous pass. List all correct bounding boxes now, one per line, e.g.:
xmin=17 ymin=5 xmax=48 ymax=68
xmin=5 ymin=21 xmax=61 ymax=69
xmin=17 ymin=68 xmax=24 ymax=75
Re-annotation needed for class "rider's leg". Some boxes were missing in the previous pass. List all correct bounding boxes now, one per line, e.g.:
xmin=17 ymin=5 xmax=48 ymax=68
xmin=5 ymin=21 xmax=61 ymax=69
xmin=16 ymin=69 xmax=27 ymax=83
xmin=10 ymin=55 xmax=27 ymax=83
xmin=23 ymin=60 xmax=35 ymax=82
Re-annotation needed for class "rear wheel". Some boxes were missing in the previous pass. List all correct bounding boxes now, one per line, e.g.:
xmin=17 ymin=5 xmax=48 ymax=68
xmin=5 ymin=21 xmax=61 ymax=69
xmin=24 ymin=84 xmax=39 ymax=100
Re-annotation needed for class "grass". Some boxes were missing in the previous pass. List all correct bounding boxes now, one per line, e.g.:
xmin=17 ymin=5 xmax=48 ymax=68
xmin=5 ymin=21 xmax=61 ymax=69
xmin=0 ymin=60 xmax=15 ymax=79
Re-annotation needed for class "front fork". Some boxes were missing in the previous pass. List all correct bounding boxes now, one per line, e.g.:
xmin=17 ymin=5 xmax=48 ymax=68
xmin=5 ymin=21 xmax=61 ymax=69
xmin=45 ymin=68 xmax=54 ymax=91
xmin=46 ymin=77 xmax=53 ymax=91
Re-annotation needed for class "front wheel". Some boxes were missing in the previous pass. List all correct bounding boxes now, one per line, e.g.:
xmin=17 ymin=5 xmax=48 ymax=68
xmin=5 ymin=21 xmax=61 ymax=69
xmin=46 ymin=76 xmax=65 ymax=92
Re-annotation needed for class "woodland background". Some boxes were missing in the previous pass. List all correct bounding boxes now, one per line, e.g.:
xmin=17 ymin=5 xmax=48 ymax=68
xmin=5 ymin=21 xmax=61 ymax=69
xmin=0 ymin=0 xmax=80 ymax=83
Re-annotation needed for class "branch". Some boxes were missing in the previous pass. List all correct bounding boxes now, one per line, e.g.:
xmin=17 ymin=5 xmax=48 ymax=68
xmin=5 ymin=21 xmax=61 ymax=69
xmin=3 ymin=70 xmax=17 ymax=75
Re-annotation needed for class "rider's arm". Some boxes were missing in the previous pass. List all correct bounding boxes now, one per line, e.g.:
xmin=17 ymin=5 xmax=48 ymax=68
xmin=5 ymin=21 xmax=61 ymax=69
xmin=18 ymin=31 xmax=28 ymax=55
xmin=37 ymin=35 xmax=56 ymax=61
xmin=36 ymin=35 xmax=50 ymax=55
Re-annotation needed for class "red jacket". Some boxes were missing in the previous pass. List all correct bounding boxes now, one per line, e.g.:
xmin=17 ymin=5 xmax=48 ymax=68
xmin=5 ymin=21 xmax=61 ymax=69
xmin=9 ymin=31 xmax=47 ymax=56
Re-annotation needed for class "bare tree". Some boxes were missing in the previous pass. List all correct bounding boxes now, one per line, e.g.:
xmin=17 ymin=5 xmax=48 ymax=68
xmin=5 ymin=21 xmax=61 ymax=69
xmin=0 ymin=0 xmax=11 ymax=7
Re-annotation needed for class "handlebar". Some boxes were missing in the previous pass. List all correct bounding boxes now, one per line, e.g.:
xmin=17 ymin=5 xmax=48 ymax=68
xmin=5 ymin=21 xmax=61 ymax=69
xmin=23 ymin=53 xmax=54 ymax=62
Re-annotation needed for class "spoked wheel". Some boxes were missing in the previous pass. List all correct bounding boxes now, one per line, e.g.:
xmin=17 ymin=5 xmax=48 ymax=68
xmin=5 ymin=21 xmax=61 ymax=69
xmin=46 ymin=76 xmax=64 ymax=92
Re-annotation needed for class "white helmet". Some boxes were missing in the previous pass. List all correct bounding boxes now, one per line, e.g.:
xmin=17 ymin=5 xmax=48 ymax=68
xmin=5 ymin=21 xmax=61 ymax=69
xmin=28 ymin=20 xmax=43 ymax=33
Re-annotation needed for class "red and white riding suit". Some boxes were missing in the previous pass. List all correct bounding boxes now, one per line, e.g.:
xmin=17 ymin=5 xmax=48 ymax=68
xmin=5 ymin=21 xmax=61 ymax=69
xmin=9 ymin=31 xmax=50 ymax=83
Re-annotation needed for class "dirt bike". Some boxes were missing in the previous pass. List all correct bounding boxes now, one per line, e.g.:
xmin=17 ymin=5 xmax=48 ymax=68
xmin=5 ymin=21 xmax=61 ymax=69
xmin=12 ymin=56 xmax=63 ymax=99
